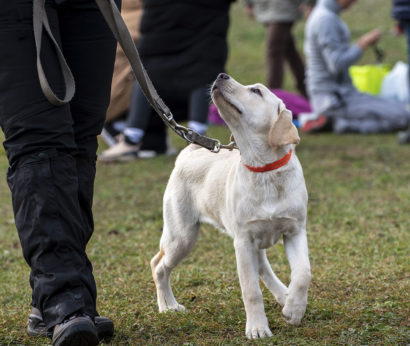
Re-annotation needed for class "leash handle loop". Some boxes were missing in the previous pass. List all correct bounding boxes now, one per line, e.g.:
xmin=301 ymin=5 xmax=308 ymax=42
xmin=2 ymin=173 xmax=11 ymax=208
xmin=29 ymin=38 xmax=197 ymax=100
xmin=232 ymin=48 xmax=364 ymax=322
xmin=33 ymin=0 xmax=76 ymax=106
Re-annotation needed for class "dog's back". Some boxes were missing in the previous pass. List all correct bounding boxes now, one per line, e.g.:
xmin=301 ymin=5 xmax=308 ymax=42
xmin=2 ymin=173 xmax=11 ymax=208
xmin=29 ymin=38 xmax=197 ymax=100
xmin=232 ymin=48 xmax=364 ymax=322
xmin=165 ymin=144 xmax=241 ymax=231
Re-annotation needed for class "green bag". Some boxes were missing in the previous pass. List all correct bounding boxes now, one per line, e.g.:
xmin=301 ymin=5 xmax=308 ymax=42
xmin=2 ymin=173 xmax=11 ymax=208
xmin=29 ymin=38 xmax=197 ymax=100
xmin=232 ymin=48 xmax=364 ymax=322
xmin=349 ymin=45 xmax=391 ymax=95
xmin=349 ymin=64 xmax=391 ymax=95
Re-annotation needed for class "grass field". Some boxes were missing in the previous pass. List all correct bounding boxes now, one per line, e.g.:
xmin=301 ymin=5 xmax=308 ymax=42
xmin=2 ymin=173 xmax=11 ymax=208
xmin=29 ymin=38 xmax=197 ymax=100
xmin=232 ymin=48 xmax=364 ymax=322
xmin=0 ymin=0 xmax=409 ymax=345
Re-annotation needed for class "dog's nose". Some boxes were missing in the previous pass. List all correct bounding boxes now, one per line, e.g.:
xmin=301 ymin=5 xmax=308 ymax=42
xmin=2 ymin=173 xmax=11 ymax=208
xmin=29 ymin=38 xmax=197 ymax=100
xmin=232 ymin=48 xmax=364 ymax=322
xmin=217 ymin=73 xmax=230 ymax=80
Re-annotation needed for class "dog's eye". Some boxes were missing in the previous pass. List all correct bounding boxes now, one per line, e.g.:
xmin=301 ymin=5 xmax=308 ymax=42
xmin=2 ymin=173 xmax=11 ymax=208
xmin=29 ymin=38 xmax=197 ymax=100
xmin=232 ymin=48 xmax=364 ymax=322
xmin=250 ymin=87 xmax=263 ymax=97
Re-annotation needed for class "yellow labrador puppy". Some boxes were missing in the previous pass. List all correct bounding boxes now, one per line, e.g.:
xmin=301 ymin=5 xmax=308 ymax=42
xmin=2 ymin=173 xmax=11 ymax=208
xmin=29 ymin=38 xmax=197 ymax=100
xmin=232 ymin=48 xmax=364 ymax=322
xmin=151 ymin=73 xmax=311 ymax=339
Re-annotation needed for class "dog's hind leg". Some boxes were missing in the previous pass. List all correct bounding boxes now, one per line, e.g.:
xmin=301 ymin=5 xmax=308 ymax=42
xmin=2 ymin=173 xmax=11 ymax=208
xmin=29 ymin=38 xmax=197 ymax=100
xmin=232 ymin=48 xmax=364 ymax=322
xmin=151 ymin=205 xmax=200 ymax=313
xmin=258 ymin=250 xmax=288 ymax=307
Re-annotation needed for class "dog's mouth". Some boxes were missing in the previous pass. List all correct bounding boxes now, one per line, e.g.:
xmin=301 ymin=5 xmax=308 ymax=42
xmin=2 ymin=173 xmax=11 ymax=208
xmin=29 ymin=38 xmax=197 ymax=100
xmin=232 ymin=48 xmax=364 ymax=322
xmin=211 ymin=85 xmax=242 ymax=115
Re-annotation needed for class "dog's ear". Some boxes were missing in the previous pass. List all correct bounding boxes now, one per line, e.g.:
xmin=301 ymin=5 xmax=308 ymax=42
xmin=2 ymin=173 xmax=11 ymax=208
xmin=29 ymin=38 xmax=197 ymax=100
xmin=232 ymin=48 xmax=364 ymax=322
xmin=268 ymin=109 xmax=300 ymax=147
xmin=229 ymin=133 xmax=235 ymax=143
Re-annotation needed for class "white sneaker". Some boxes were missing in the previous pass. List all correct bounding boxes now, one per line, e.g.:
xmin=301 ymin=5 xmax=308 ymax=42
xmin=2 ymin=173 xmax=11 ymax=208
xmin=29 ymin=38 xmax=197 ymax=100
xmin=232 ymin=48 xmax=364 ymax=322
xmin=138 ymin=135 xmax=178 ymax=158
xmin=98 ymin=137 xmax=141 ymax=162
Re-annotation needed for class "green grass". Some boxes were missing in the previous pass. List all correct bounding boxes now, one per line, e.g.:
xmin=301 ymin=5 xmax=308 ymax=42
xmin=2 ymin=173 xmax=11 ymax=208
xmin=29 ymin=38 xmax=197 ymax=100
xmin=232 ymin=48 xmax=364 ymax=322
xmin=0 ymin=0 xmax=409 ymax=344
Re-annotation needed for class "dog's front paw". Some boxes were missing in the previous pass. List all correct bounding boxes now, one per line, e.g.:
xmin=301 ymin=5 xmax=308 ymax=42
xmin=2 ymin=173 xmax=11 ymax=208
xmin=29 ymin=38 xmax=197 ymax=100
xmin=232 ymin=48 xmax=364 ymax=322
xmin=282 ymin=303 xmax=306 ymax=326
xmin=159 ymin=303 xmax=186 ymax=313
xmin=246 ymin=325 xmax=272 ymax=339
xmin=171 ymin=304 xmax=186 ymax=312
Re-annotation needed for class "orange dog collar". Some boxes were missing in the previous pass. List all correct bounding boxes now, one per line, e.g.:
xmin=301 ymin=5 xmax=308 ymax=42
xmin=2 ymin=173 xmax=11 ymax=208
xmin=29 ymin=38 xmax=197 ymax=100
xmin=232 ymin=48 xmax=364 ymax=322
xmin=243 ymin=150 xmax=293 ymax=173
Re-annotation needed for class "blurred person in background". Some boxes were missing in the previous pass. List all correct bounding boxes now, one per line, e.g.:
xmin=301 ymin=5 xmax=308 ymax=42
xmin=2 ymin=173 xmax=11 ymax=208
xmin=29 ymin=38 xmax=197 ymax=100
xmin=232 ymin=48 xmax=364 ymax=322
xmin=393 ymin=0 xmax=410 ymax=144
xmin=303 ymin=0 xmax=410 ymax=134
xmin=244 ymin=0 xmax=316 ymax=98
xmin=101 ymin=0 xmax=143 ymax=147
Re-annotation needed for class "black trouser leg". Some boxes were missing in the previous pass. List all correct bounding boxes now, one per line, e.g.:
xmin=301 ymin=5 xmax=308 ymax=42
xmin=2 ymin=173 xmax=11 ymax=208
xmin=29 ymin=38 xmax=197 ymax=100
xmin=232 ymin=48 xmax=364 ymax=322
xmin=7 ymin=150 xmax=98 ymax=326
xmin=0 ymin=0 xmax=118 ymax=329
xmin=188 ymin=85 xmax=210 ymax=124
xmin=74 ymin=156 xmax=97 ymax=243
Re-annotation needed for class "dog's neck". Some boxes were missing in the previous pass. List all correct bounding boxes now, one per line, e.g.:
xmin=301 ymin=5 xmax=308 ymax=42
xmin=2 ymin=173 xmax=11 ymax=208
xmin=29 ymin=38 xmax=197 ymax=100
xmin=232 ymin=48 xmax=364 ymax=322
xmin=239 ymin=142 xmax=294 ymax=172
xmin=242 ymin=149 xmax=292 ymax=172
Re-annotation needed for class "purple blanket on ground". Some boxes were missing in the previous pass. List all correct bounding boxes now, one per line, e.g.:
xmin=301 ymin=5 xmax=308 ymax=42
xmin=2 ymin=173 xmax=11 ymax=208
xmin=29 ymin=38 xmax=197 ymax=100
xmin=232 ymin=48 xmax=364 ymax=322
xmin=208 ymin=89 xmax=312 ymax=125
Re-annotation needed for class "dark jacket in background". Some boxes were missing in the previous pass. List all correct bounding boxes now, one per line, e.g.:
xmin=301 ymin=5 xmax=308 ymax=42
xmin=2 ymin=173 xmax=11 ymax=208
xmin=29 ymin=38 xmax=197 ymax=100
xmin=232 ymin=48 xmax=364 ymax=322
xmin=138 ymin=0 xmax=233 ymax=93
xmin=137 ymin=0 xmax=234 ymax=152
xmin=393 ymin=0 xmax=410 ymax=21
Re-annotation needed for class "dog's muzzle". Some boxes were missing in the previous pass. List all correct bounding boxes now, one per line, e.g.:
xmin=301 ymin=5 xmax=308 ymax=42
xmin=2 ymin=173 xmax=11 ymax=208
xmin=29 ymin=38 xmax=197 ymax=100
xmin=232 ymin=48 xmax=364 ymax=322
xmin=212 ymin=73 xmax=230 ymax=92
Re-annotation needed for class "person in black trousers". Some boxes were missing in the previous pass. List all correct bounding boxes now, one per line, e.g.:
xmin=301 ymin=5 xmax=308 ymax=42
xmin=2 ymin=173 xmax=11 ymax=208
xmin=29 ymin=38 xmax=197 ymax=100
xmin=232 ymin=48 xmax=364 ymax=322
xmin=0 ymin=0 xmax=120 ymax=345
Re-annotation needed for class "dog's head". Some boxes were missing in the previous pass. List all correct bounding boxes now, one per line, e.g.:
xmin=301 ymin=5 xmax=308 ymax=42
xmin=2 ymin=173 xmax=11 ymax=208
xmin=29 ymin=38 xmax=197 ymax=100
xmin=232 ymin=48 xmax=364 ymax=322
xmin=211 ymin=73 xmax=300 ymax=150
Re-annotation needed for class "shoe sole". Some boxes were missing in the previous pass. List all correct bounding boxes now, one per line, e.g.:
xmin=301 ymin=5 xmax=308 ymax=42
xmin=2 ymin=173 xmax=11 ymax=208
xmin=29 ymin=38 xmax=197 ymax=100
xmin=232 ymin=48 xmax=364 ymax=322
xmin=138 ymin=150 xmax=157 ymax=158
xmin=53 ymin=320 xmax=98 ymax=346
xmin=98 ymin=153 xmax=139 ymax=162
xmin=302 ymin=116 xmax=328 ymax=133
xmin=28 ymin=317 xmax=113 ymax=341
xmin=27 ymin=327 xmax=52 ymax=338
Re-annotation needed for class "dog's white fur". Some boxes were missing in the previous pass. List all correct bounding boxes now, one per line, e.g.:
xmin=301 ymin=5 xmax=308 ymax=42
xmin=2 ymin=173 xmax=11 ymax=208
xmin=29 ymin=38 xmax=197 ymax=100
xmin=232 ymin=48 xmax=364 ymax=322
xmin=151 ymin=74 xmax=311 ymax=339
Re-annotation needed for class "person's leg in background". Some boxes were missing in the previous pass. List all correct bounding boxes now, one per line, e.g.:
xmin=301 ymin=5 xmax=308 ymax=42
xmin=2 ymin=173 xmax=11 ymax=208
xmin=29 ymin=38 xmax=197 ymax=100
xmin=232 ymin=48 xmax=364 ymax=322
xmin=187 ymin=85 xmax=210 ymax=136
xmin=283 ymin=22 xmax=308 ymax=98
xmin=123 ymin=82 xmax=152 ymax=145
xmin=98 ymin=82 xmax=211 ymax=162
xmin=266 ymin=22 xmax=307 ymax=98
xmin=136 ymin=85 xmax=210 ymax=157
xmin=266 ymin=22 xmax=288 ymax=90
xmin=328 ymin=91 xmax=408 ymax=134
xmin=98 ymin=81 xmax=153 ymax=161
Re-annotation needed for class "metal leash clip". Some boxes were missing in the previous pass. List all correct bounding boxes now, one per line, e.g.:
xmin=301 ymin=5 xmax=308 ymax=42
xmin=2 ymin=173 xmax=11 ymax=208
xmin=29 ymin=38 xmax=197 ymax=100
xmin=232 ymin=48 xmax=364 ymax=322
xmin=211 ymin=140 xmax=222 ymax=153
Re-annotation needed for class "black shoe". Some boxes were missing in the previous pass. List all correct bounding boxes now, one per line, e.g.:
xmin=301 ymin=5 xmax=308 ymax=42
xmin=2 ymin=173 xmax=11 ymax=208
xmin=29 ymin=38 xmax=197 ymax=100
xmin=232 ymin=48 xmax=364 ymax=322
xmin=27 ymin=308 xmax=114 ymax=341
xmin=52 ymin=314 xmax=98 ymax=346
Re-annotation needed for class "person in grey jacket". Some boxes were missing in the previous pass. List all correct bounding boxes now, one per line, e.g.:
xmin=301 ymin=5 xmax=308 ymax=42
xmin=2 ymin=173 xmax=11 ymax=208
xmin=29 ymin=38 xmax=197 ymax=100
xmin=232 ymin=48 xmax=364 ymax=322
xmin=245 ymin=0 xmax=316 ymax=97
xmin=393 ymin=0 xmax=410 ymax=143
xmin=304 ymin=0 xmax=410 ymax=134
